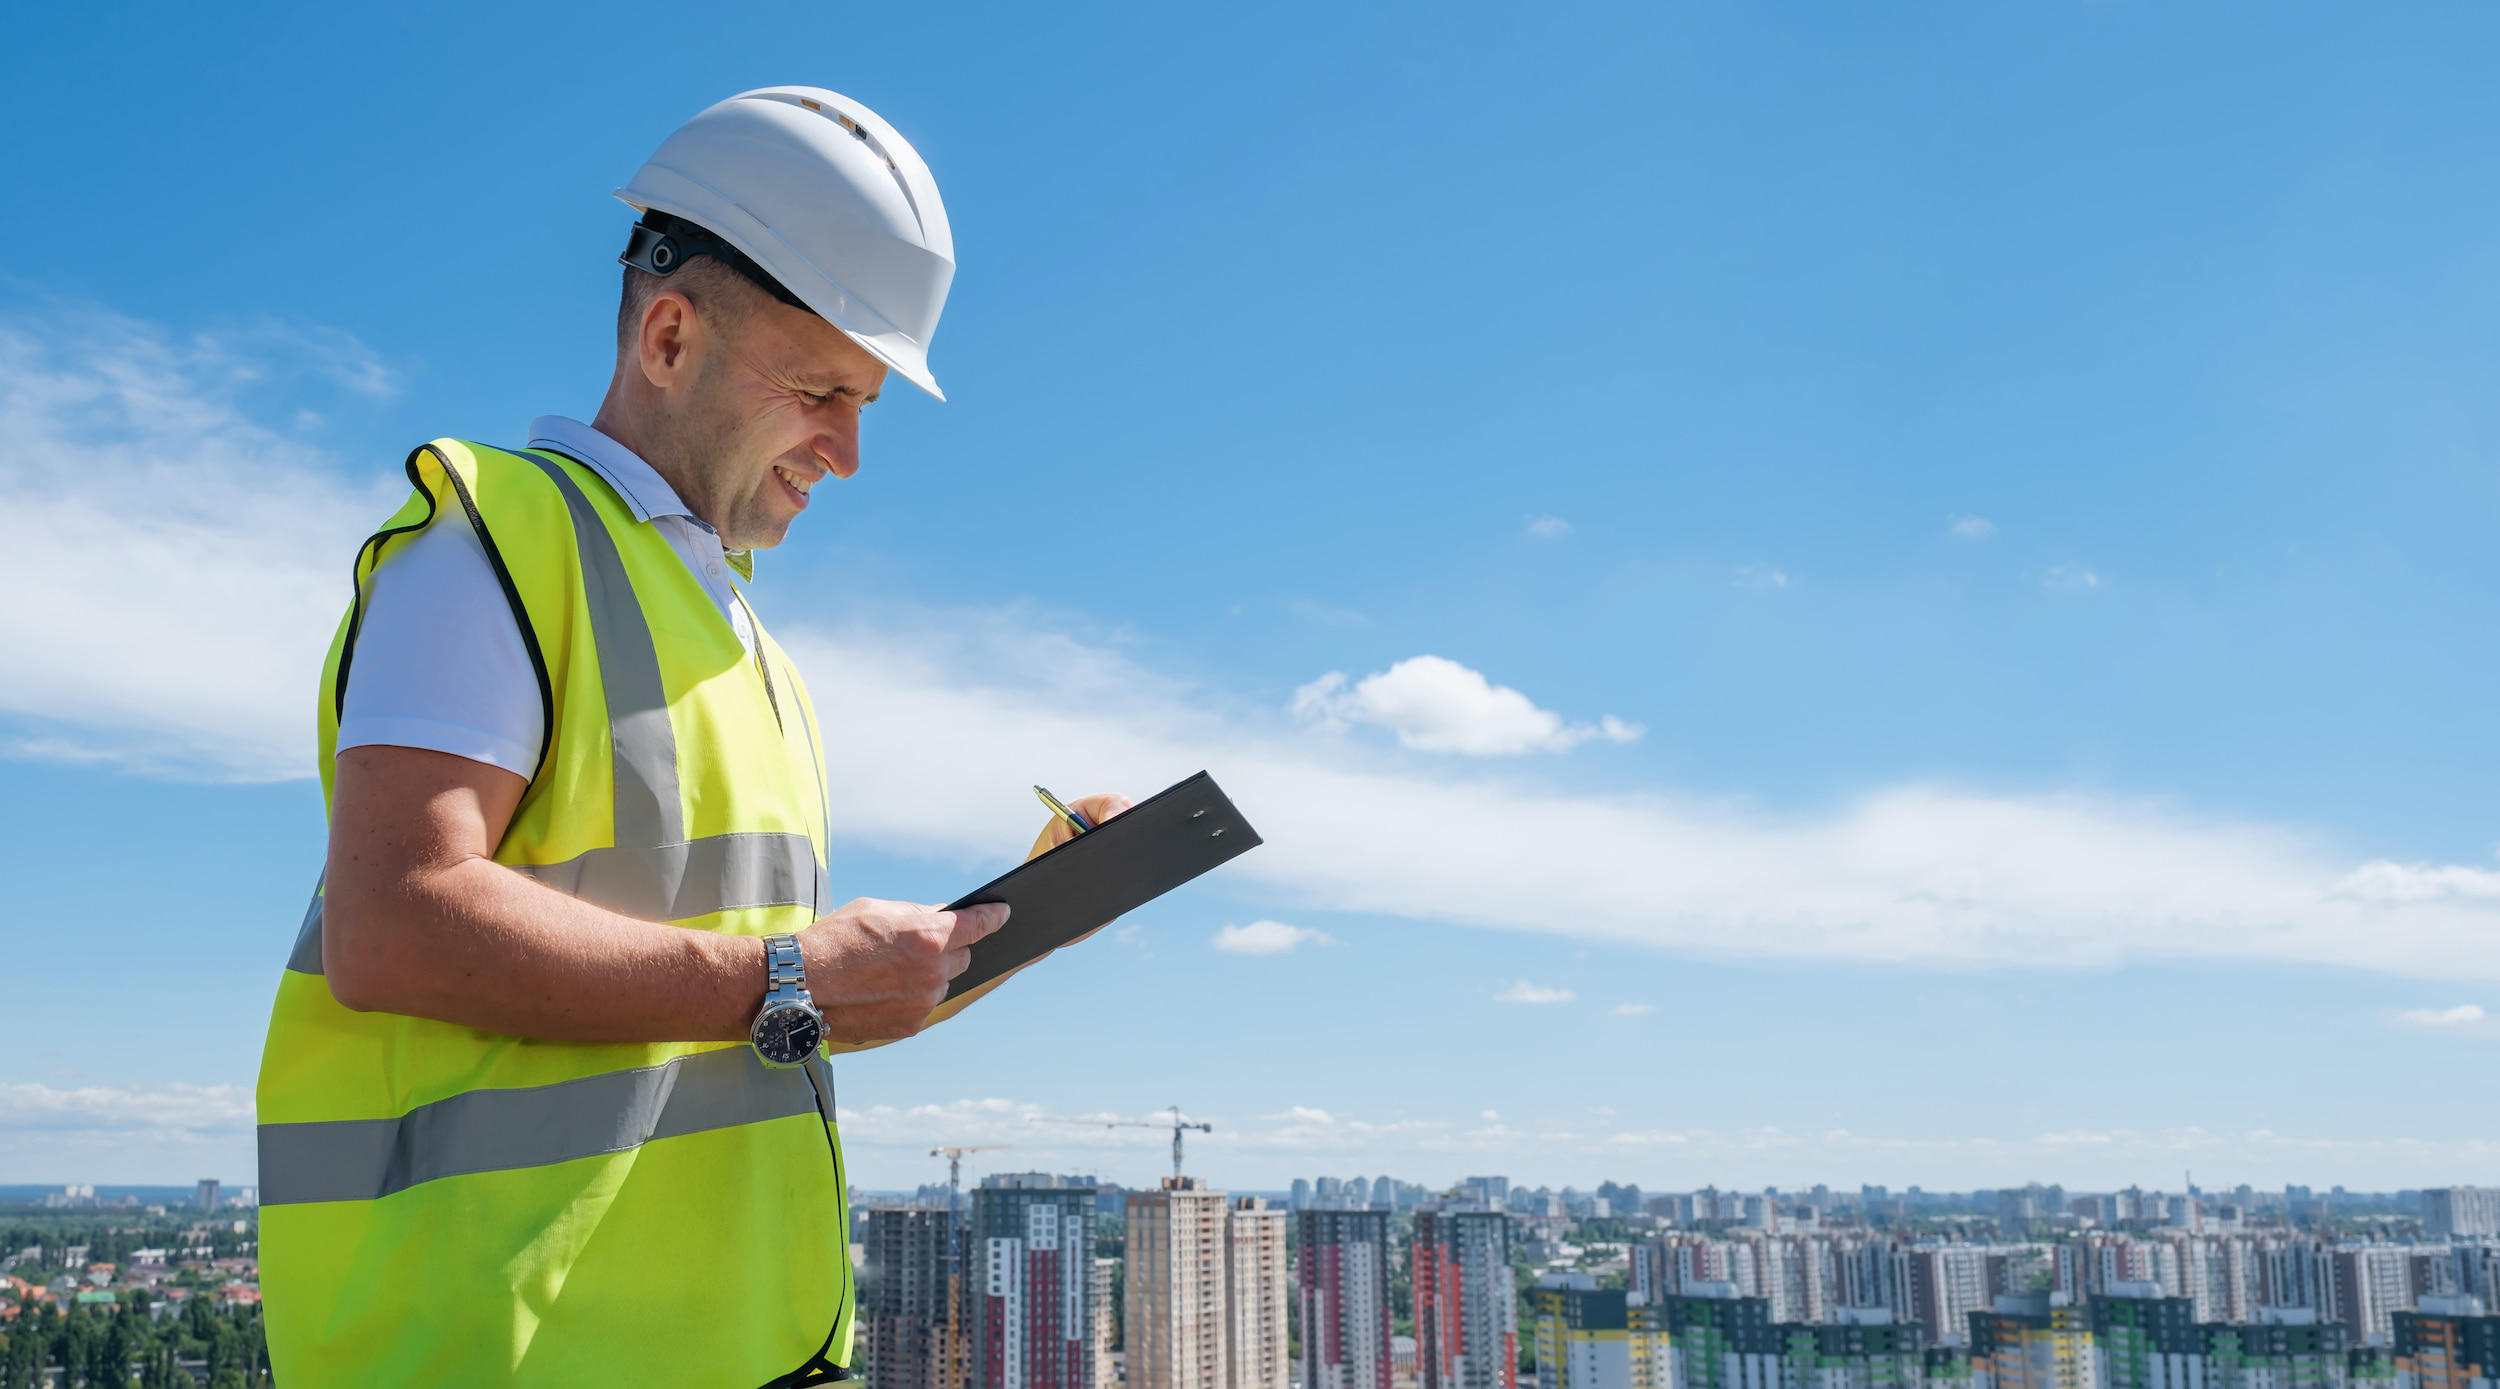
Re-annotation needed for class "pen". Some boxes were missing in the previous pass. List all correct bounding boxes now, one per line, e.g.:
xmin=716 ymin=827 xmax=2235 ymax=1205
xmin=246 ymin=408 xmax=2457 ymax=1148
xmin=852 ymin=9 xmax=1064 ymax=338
xmin=1033 ymin=785 xmax=1094 ymax=834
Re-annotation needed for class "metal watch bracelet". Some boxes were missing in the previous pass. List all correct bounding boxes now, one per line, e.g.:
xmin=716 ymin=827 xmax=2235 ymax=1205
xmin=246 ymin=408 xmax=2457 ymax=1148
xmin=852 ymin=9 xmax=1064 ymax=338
xmin=762 ymin=932 xmax=809 ymax=1003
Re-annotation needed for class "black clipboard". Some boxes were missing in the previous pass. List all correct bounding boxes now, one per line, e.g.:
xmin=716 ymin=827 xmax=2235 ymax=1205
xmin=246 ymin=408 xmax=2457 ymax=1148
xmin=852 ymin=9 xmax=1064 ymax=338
xmin=944 ymin=771 xmax=1263 ymax=999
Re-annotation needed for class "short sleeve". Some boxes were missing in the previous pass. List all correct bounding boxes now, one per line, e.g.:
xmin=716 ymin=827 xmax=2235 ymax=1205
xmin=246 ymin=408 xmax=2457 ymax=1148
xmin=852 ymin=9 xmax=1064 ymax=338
xmin=336 ymin=516 xmax=544 ymax=777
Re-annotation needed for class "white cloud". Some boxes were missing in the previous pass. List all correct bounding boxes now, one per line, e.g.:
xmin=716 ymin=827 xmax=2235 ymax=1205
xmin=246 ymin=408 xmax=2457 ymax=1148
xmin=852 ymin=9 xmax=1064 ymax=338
xmin=1949 ymin=515 xmax=1997 ymax=539
xmin=1525 ymin=515 xmax=1573 ymax=540
xmin=1610 ymin=1003 xmax=1655 ymax=1016
xmin=2334 ymin=862 xmax=2500 ymax=903
xmin=0 ymin=304 xmax=394 ymax=779
xmin=2045 ymin=566 xmax=2101 ymax=593
xmin=38 ymin=304 xmax=2500 ymax=990
xmin=769 ymin=614 xmax=2500 ymax=983
xmin=1735 ymin=566 xmax=1789 ymax=590
xmin=0 ymin=1081 xmax=255 ymax=1134
xmin=2400 ymin=1004 xmax=2486 ymax=1028
xmin=1292 ymin=656 xmax=1643 ymax=756
xmin=1212 ymin=920 xmax=1335 ymax=954
xmin=0 ymin=1082 xmax=259 ymax=1183
xmin=1497 ymin=980 xmax=1575 ymax=1004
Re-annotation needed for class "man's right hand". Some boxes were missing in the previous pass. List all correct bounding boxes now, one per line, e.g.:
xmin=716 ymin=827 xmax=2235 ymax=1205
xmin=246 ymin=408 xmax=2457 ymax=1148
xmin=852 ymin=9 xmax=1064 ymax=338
xmin=801 ymin=898 xmax=1011 ymax=1043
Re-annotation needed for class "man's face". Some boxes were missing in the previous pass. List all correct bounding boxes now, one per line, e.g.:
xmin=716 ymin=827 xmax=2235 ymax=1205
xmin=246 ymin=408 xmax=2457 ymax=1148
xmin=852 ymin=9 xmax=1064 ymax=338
xmin=664 ymin=289 xmax=890 ymax=552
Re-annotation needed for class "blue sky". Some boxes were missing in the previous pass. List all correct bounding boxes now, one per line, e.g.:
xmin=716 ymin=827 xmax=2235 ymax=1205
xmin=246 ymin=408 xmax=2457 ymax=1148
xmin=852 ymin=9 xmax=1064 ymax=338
xmin=5 ymin=1 xmax=2500 ymax=1195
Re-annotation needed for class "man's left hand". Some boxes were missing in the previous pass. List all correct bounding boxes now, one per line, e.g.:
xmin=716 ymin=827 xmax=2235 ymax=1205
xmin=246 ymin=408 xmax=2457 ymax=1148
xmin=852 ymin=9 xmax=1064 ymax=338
xmin=1027 ymin=792 xmax=1133 ymax=860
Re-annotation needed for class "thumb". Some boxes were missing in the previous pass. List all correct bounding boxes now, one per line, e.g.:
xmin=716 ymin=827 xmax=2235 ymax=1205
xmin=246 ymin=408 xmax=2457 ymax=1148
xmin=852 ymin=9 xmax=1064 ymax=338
xmin=945 ymin=901 xmax=1012 ymax=948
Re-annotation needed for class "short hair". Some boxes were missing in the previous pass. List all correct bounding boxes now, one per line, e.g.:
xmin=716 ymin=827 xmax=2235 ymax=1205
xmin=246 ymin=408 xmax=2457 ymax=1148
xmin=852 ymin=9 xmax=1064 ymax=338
xmin=615 ymin=255 xmax=767 ymax=354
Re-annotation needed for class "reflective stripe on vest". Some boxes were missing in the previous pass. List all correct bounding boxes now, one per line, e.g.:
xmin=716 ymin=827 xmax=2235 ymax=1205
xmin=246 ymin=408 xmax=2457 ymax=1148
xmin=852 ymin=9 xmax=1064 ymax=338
xmin=259 ymin=1046 xmax=828 ymax=1205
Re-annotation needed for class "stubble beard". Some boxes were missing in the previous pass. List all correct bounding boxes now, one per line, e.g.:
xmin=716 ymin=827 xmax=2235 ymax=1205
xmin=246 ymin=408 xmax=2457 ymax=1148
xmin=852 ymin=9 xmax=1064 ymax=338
xmin=655 ymin=355 xmax=780 ymax=551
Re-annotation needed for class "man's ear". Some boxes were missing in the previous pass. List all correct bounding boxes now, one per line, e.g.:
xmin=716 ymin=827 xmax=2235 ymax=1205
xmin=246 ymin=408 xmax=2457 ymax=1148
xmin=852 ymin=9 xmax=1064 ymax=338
xmin=637 ymin=289 xmax=703 ymax=390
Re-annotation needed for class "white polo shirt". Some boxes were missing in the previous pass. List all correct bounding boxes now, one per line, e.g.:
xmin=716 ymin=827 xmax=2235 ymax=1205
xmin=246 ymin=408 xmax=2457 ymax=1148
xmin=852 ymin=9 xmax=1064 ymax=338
xmin=336 ymin=417 xmax=757 ymax=776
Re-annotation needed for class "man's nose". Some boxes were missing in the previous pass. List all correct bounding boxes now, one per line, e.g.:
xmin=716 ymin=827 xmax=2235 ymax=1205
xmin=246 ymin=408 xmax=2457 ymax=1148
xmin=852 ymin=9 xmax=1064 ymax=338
xmin=812 ymin=413 xmax=861 ymax=480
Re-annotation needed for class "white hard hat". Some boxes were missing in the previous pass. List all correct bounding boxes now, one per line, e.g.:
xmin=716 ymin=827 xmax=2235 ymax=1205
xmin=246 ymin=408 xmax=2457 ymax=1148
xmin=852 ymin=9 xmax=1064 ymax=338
xmin=617 ymin=86 xmax=956 ymax=400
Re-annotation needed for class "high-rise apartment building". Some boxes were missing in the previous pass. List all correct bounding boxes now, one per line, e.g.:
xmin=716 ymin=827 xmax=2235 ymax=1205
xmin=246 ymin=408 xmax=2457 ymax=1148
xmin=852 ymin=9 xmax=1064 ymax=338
xmin=970 ymin=1175 xmax=1103 ymax=1389
xmin=2092 ymin=1289 xmax=2200 ymax=1389
xmin=2204 ymin=1321 xmax=2352 ymax=1389
xmin=1997 ymin=1189 xmax=2065 ymax=1236
xmin=1302 ymin=1210 xmax=1394 ymax=1389
xmin=1898 ymin=1249 xmax=1996 ymax=1348
xmin=2329 ymin=1249 xmax=2414 ymax=1346
xmin=1094 ymin=1259 xmax=1120 ymax=1389
xmin=863 ymin=1207 xmax=960 ymax=1389
xmin=1414 ymin=1210 xmax=1518 ymax=1389
xmin=1228 ymin=1198 xmax=1290 ymax=1389
xmin=1661 ymin=1288 xmax=1779 ymax=1389
xmin=1632 ymin=1231 xmax=1907 ymax=1327
xmin=1530 ymin=1278 xmax=1670 ymax=1389
xmin=1126 ymin=1179 xmax=1288 ymax=1389
xmin=1966 ymin=1295 xmax=2091 ymax=1389
xmin=1131 ymin=1177 xmax=1230 ymax=1389
xmin=1298 ymin=1178 xmax=1426 ymax=1214
xmin=2393 ymin=1305 xmax=2500 ymax=1389
xmin=2095 ymin=1288 xmax=2351 ymax=1389
xmin=1838 ymin=1244 xmax=1902 ymax=1320
xmin=195 ymin=1179 xmax=221 ymax=1212
xmin=2423 ymin=1191 xmax=2500 ymax=1241
xmin=1659 ymin=1287 xmax=1928 ymax=1389
xmin=1774 ymin=1320 xmax=1928 ymax=1389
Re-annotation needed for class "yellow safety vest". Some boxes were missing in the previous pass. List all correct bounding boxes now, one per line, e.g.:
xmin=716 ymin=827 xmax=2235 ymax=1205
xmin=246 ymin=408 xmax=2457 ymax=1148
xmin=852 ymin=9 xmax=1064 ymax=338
xmin=255 ymin=440 xmax=852 ymax=1388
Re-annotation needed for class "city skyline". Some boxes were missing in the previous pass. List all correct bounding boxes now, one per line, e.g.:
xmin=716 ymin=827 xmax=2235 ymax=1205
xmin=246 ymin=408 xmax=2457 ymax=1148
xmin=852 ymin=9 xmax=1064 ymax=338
xmin=26 ymin=1172 xmax=2500 ymax=1389
xmin=10 ymin=1162 xmax=2500 ymax=1205
xmin=12 ymin=3 xmax=2500 ymax=1195
xmin=830 ymin=1170 xmax=2500 ymax=1389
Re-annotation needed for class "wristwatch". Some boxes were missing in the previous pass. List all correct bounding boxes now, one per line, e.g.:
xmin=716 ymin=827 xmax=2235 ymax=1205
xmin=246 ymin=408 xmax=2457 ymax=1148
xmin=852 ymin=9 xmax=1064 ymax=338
xmin=749 ymin=933 xmax=825 ymax=1068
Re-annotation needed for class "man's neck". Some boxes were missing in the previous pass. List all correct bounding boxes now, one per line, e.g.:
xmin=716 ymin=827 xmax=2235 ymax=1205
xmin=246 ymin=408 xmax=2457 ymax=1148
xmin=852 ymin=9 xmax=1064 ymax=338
xmin=590 ymin=383 xmax=713 ymax=530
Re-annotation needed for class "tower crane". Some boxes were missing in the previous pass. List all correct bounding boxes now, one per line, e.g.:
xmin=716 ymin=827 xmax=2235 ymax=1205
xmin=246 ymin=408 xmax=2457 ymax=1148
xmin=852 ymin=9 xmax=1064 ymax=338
xmin=930 ymin=1144 xmax=1009 ymax=1205
xmin=927 ymin=1144 xmax=1005 ymax=1389
xmin=1039 ymin=1106 xmax=1211 ymax=1181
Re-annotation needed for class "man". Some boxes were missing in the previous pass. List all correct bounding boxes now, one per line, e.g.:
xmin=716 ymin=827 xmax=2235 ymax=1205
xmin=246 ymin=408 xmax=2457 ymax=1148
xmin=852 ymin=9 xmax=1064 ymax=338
xmin=254 ymin=87 xmax=1125 ymax=1387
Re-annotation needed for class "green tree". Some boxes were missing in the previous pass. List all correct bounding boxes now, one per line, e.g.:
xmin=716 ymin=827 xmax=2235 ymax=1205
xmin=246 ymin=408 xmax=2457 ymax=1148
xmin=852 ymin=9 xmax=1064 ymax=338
xmin=1109 ymin=1259 xmax=1125 ymax=1352
xmin=2 ymin=1315 xmax=34 ymax=1389
xmin=185 ymin=1293 xmax=216 ymax=1342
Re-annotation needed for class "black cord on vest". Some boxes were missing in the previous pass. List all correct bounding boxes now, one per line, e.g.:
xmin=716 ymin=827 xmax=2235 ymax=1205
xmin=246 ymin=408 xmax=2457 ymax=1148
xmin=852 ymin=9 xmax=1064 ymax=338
xmin=331 ymin=447 xmax=444 ymax=725
xmin=759 ymin=1058 xmax=854 ymax=1388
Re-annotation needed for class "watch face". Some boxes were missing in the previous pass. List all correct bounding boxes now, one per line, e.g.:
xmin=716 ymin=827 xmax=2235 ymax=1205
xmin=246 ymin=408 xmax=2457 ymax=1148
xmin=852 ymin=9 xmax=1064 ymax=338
xmin=754 ymin=1004 xmax=823 ymax=1065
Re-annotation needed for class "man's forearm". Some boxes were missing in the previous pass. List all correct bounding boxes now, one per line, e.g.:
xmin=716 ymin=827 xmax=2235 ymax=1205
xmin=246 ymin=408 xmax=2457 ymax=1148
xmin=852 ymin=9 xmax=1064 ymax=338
xmin=320 ymin=744 xmax=1064 ymax=1045
xmin=324 ymin=745 xmax=763 ymax=1043
xmin=323 ymin=854 xmax=763 ymax=1043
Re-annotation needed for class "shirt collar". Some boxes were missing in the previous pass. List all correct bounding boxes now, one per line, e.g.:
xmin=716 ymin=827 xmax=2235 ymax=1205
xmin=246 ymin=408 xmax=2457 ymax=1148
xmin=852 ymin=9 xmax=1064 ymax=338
xmin=525 ymin=416 xmax=693 ymax=524
xmin=524 ymin=416 xmax=753 ymax=579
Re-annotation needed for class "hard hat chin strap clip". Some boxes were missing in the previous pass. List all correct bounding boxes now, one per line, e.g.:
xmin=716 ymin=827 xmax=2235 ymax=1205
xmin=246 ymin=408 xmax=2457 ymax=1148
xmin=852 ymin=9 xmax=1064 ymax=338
xmin=619 ymin=212 xmax=814 ymax=317
xmin=619 ymin=221 xmax=687 ymax=274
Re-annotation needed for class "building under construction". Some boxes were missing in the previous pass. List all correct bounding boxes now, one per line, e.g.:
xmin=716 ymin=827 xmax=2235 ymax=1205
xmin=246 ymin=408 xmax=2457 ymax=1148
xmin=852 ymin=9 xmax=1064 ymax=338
xmin=861 ymin=1207 xmax=963 ymax=1389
